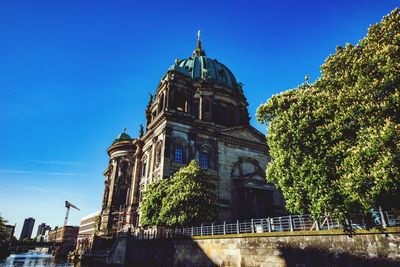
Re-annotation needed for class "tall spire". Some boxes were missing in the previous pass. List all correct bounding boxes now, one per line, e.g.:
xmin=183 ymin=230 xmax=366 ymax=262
xmin=193 ymin=30 xmax=206 ymax=57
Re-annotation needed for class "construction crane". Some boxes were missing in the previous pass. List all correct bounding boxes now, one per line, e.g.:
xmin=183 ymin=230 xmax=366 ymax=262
xmin=64 ymin=201 xmax=80 ymax=226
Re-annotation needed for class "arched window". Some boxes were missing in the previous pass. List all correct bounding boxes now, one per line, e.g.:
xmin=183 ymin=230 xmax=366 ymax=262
xmin=199 ymin=145 xmax=212 ymax=169
xmin=199 ymin=151 xmax=209 ymax=169
xmin=171 ymin=139 xmax=187 ymax=165
xmin=174 ymin=145 xmax=184 ymax=164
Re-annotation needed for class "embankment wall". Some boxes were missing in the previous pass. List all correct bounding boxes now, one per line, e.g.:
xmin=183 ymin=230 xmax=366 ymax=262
xmin=109 ymin=228 xmax=400 ymax=267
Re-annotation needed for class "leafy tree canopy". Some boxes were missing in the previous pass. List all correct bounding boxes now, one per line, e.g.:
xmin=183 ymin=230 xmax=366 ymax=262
xmin=256 ymin=9 xmax=400 ymax=225
xmin=140 ymin=177 xmax=170 ymax=226
xmin=141 ymin=160 xmax=218 ymax=227
xmin=0 ymin=214 xmax=8 ymax=241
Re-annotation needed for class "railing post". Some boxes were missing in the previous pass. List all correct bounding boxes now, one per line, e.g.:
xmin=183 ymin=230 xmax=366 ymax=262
xmin=201 ymin=224 xmax=203 ymax=236
xmin=223 ymin=221 xmax=226 ymax=235
xmin=289 ymin=215 xmax=293 ymax=231
xmin=379 ymin=206 xmax=387 ymax=228
xmin=236 ymin=220 xmax=240 ymax=234
xmin=327 ymin=216 xmax=330 ymax=230
xmin=299 ymin=216 xmax=304 ymax=230
xmin=260 ymin=219 xmax=264 ymax=233
xmin=192 ymin=226 xmax=194 ymax=236
xmin=345 ymin=218 xmax=351 ymax=230
xmin=279 ymin=217 xmax=282 ymax=231
xmin=315 ymin=220 xmax=320 ymax=231
xmin=267 ymin=217 xmax=271 ymax=232
xmin=211 ymin=223 xmax=214 ymax=235
xmin=251 ymin=218 xmax=255 ymax=233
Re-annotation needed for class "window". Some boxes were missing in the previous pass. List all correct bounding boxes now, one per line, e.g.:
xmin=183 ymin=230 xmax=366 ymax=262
xmin=141 ymin=161 xmax=147 ymax=177
xmin=175 ymin=91 xmax=186 ymax=112
xmin=174 ymin=146 xmax=184 ymax=164
xmin=204 ymin=99 xmax=210 ymax=112
xmin=158 ymin=94 xmax=164 ymax=113
xmin=155 ymin=143 xmax=162 ymax=167
xmin=193 ymin=100 xmax=199 ymax=118
xmin=220 ymin=105 xmax=228 ymax=126
xmin=118 ymin=188 xmax=127 ymax=208
xmin=199 ymin=152 xmax=209 ymax=169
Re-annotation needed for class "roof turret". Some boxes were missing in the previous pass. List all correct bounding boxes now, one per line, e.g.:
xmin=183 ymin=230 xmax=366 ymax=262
xmin=115 ymin=128 xmax=131 ymax=141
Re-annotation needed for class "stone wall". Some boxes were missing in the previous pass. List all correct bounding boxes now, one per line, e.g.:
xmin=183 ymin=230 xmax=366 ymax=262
xmin=108 ymin=228 xmax=400 ymax=267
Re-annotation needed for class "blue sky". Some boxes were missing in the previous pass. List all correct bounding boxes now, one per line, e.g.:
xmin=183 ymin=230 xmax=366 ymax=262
xmin=0 ymin=0 xmax=398 ymax=237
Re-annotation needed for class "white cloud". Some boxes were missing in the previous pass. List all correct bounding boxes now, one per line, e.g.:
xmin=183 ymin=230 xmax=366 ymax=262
xmin=27 ymin=160 xmax=83 ymax=166
xmin=0 ymin=169 xmax=94 ymax=177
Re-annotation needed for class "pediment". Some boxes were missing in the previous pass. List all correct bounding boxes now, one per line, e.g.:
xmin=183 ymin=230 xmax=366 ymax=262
xmin=220 ymin=126 xmax=266 ymax=143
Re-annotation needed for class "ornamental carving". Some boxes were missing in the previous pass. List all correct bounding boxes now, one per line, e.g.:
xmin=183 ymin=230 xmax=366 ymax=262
xmin=231 ymin=157 xmax=264 ymax=180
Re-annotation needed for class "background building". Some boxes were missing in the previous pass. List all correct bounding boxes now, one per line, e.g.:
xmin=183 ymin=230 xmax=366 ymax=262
xmin=76 ymin=211 xmax=100 ymax=254
xmin=36 ymin=223 xmax=51 ymax=242
xmin=48 ymin=226 xmax=79 ymax=244
xmin=19 ymin=217 xmax=35 ymax=241
xmin=4 ymin=224 xmax=16 ymax=241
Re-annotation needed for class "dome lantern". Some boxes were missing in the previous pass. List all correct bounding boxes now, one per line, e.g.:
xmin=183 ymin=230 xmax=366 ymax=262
xmin=193 ymin=30 xmax=206 ymax=57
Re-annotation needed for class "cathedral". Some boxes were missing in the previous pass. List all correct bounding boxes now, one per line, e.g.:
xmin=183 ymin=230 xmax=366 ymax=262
xmin=99 ymin=32 xmax=285 ymax=236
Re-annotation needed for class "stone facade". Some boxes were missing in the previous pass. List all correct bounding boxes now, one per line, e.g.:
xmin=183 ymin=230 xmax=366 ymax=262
xmin=105 ymin=229 xmax=400 ymax=267
xmin=99 ymin=33 xmax=285 ymax=236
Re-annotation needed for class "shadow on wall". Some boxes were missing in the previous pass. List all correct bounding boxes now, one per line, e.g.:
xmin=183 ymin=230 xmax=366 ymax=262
xmin=277 ymin=244 xmax=400 ymax=267
xmin=119 ymin=235 xmax=400 ymax=267
xmin=125 ymin=238 xmax=217 ymax=267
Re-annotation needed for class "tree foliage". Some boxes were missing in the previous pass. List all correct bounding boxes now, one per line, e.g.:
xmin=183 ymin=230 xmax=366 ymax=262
xmin=140 ymin=177 xmax=170 ymax=226
xmin=0 ymin=214 xmax=8 ymax=241
xmin=256 ymin=9 xmax=400 ymax=224
xmin=141 ymin=160 xmax=218 ymax=227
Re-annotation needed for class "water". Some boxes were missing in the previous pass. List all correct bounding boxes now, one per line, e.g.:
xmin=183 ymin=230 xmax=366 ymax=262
xmin=0 ymin=252 xmax=78 ymax=267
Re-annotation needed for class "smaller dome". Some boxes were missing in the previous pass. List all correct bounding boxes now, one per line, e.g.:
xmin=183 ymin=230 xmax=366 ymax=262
xmin=115 ymin=128 xmax=131 ymax=141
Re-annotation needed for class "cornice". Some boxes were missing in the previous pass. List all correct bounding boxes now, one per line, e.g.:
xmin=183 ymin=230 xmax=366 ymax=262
xmin=107 ymin=140 xmax=137 ymax=155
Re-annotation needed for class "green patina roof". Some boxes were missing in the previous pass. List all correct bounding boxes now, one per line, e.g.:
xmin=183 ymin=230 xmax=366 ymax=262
xmin=167 ymin=31 xmax=241 ymax=92
xmin=115 ymin=128 xmax=131 ymax=141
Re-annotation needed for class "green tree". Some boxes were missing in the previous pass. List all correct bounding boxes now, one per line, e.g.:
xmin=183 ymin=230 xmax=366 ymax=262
xmin=256 ymin=9 xmax=400 ymax=225
xmin=140 ymin=177 xmax=171 ymax=226
xmin=0 ymin=214 xmax=8 ymax=241
xmin=141 ymin=160 xmax=218 ymax=227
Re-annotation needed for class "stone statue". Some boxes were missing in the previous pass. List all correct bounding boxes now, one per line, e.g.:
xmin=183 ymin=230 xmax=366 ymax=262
xmin=139 ymin=124 xmax=144 ymax=138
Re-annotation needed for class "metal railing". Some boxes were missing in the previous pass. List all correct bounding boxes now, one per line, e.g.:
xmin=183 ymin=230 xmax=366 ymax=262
xmin=385 ymin=211 xmax=400 ymax=227
xmin=125 ymin=210 xmax=400 ymax=240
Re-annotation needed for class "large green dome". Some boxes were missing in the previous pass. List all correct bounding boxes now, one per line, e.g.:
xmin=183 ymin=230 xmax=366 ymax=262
xmin=168 ymin=32 xmax=240 ymax=91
